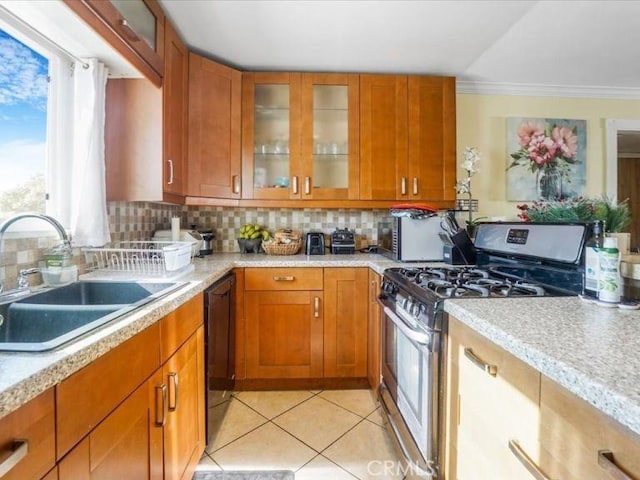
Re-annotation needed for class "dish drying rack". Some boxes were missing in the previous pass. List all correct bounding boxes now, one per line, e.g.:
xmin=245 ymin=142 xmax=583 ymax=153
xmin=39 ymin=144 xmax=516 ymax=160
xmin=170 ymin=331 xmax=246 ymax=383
xmin=82 ymin=241 xmax=194 ymax=278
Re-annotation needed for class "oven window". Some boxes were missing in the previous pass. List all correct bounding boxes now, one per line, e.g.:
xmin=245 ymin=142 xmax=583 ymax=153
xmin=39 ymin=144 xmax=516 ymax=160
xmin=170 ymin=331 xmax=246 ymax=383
xmin=384 ymin=316 xmax=397 ymax=381
xmin=397 ymin=332 xmax=424 ymax=420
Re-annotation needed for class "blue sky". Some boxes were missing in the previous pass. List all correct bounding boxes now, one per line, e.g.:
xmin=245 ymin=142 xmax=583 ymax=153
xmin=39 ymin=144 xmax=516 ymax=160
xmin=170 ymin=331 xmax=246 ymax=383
xmin=0 ymin=28 xmax=48 ymax=193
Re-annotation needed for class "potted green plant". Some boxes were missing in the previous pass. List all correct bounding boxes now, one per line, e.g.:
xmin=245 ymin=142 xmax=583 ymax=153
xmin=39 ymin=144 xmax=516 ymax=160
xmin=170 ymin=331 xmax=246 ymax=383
xmin=516 ymin=195 xmax=632 ymax=252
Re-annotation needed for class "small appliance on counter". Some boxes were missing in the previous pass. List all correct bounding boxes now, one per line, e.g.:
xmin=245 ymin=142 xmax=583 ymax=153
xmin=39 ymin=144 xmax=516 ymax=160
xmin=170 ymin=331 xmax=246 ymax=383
xmin=305 ymin=232 xmax=325 ymax=255
xmin=194 ymin=226 xmax=215 ymax=256
xmin=378 ymin=215 xmax=445 ymax=262
xmin=330 ymin=228 xmax=355 ymax=254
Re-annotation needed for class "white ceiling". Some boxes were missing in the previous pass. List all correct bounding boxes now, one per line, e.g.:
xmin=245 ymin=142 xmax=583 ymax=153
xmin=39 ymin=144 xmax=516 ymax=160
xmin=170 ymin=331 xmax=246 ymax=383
xmin=160 ymin=0 xmax=640 ymax=98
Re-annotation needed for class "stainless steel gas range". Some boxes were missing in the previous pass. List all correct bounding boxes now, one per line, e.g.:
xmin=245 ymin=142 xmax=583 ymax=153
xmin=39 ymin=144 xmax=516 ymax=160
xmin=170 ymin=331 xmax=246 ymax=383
xmin=377 ymin=222 xmax=589 ymax=479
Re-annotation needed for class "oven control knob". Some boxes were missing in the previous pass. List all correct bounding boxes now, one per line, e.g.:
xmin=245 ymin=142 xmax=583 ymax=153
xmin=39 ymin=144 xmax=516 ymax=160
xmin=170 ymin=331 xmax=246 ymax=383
xmin=382 ymin=281 xmax=397 ymax=295
xmin=410 ymin=303 xmax=422 ymax=317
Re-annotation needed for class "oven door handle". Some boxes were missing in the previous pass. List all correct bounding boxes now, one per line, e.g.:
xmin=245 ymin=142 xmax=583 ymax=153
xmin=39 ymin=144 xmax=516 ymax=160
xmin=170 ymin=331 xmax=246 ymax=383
xmin=383 ymin=306 xmax=431 ymax=346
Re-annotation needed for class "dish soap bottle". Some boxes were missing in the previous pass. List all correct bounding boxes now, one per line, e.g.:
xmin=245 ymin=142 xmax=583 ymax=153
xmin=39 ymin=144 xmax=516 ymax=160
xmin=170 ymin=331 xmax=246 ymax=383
xmin=597 ymin=236 xmax=621 ymax=304
xmin=583 ymin=220 xmax=604 ymax=298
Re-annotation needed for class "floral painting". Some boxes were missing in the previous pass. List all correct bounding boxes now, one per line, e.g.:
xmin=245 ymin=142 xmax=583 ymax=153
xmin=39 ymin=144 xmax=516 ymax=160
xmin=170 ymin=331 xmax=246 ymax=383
xmin=506 ymin=117 xmax=586 ymax=201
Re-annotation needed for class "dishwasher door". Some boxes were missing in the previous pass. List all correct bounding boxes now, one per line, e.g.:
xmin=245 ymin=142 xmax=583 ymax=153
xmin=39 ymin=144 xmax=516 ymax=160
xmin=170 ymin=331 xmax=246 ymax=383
xmin=205 ymin=272 xmax=235 ymax=445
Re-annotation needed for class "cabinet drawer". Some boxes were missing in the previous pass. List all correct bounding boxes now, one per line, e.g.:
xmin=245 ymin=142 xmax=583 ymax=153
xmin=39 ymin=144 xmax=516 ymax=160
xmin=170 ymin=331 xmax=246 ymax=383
xmin=56 ymin=323 xmax=160 ymax=459
xmin=0 ymin=389 xmax=55 ymax=480
xmin=245 ymin=268 xmax=323 ymax=291
xmin=539 ymin=375 xmax=640 ymax=480
xmin=160 ymin=293 xmax=204 ymax=362
xmin=450 ymin=318 xmax=541 ymax=479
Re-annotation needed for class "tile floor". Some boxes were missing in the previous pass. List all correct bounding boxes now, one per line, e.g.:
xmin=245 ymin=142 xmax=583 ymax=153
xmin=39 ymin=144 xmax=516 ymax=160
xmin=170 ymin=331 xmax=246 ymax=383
xmin=195 ymin=389 xmax=406 ymax=479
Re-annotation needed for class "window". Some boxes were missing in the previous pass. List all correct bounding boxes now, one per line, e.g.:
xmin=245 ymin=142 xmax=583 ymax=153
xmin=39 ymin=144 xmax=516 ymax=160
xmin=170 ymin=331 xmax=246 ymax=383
xmin=0 ymin=28 xmax=49 ymax=221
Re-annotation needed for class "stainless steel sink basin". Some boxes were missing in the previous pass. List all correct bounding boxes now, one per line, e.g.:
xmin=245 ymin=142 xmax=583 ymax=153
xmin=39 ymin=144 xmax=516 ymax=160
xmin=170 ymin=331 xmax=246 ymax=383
xmin=0 ymin=281 xmax=185 ymax=352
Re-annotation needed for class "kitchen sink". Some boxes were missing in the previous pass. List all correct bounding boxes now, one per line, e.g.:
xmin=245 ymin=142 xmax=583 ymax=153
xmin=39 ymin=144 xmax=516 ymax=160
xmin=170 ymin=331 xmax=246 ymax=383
xmin=17 ymin=281 xmax=180 ymax=306
xmin=0 ymin=281 xmax=185 ymax=352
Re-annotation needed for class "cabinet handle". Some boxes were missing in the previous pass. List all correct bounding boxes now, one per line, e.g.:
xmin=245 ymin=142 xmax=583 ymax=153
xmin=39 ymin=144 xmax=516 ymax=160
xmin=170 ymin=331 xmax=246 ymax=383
xmin=118 ymin=18 xmax=141 ymax=42
xmin=273 ymin=276 xmax=295 ymax=281
xmin=292 ymin=176 xmax=298 ymax=194
xmin=168 ymin=372 xmax=179 ymax=411
xmin=598 ymin=450 xmax=636 ymax=480
xmin=413 ymin=177 xmax=419 ymax=195
xmin=508 ymin=439 xmax=553 ymax=480
xmin=314 ymin=296 xmax=320 ymax=318
xmin=154 ymin=384 xmax=167 ymax=427
xmin=304 ymin=177 xmax=311 ymax=195
xmin=167 ymin=159 xmax=174 ymax=185
xmin=464 ymin=348 xmax=498 ymax=376
xmin=0 ymin=439 xmax=28 ymax=477
xmin=232 ymin=175 xmax=241 ymax=194
xmin=400 ymin=177 xmax=407 ymax=195
xmin=370 ymin=279 xmax=378 ymax=302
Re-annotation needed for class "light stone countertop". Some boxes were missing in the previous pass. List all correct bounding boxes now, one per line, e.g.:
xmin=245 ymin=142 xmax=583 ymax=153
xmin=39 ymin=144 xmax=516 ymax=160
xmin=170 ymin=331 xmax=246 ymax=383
xmin=0 ymin=252 xmax=405 ymax=420
xmin=5 ymin=253 xmax=640 ymax=440
xmin=445 ymin=297 xmax=640 ymax=437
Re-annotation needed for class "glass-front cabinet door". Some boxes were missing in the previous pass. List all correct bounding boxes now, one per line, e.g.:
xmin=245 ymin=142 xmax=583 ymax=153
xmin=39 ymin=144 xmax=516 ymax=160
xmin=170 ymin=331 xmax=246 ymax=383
xmin=242 ymin=73 xmax=358 ymax=201
xmin=242 ymin=73 xmax=301 ymax=199
xmin=301 ymin=74 xmax=359 ymax=200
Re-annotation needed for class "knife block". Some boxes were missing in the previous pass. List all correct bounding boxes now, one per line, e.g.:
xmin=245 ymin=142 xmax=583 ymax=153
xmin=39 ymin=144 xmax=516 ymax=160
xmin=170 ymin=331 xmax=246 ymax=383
xmin=444 ymin=230 xmax=477 ymax=265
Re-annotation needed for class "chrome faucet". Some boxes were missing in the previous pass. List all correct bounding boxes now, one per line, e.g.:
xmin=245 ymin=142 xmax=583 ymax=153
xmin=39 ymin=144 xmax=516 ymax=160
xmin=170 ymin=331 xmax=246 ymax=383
xmin=0 ymin=213 xmax=71 ymax=294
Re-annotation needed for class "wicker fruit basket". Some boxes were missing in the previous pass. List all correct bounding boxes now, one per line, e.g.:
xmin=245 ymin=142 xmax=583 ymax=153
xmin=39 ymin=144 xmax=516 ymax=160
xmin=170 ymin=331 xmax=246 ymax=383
xmin=262 ymin=229 xmax=302 ymax=255
xmin=262 ymin=239 xmax=301 ymax=255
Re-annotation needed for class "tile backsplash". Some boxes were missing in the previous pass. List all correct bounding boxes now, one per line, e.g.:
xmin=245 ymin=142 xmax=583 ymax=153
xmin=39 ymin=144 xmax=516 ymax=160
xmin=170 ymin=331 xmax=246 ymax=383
xmin=0 ymin=201 xmax=391 ymax=288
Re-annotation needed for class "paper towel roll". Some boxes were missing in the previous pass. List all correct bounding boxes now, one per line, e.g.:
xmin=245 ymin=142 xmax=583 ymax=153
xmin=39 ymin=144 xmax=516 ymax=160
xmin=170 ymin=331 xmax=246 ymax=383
xmin=171 ymin=217 xmax=180 ymax=241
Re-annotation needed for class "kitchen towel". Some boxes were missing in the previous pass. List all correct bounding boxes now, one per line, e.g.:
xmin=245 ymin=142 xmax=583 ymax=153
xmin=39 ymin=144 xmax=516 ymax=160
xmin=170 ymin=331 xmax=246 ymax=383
xmin=192 ymin=471 xmax=294 ymax=480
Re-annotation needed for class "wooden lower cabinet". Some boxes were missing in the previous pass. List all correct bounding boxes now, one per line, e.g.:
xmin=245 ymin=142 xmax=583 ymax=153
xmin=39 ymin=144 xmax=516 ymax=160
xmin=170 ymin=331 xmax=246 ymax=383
xmin=447 ymin=316 xmax=640 ymax=480
xmin=245 ymin=290 xmax=324 ymax=378
xmin=162 ymin=327 xmax=205 ymax=480
xmin=0 ymin=389 xmax=55 ymax=480
xmin=367 ymin=270 xmax=382 ymax=389
xmin=447 ymin=316 xmax=541 ymax=480
xmin=58 ymin=371 xmax=164 ymax=480
xmin=323 ymin=268 xmax=368 ymax=378
xmin=55 ymin=294 xmax=205 ymax=479
xmin=243 ymin=267 xmax=369 ymax=381
xmin=538 ymin=375 xmax=640 ymax=480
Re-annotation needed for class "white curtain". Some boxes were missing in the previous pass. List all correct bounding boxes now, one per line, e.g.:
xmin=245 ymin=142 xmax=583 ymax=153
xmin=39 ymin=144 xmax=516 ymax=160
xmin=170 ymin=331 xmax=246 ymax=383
xmin=68 ymin=59 xmax=110 ymax=246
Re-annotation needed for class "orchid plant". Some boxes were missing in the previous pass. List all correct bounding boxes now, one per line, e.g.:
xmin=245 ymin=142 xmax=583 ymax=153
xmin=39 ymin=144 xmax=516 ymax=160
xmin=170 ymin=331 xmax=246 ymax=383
xmin=455 ymin=146 xmax=481 ymax=226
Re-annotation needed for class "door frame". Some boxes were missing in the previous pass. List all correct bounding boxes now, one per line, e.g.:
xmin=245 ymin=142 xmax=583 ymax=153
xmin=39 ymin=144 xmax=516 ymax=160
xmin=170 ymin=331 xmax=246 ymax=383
xmin=605 ymin=119 xmax=640 ymax=198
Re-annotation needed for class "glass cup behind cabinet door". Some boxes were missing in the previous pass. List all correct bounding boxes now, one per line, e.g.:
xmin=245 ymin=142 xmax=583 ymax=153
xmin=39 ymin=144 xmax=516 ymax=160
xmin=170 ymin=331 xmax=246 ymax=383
xmin=312 ymin=85 xmax=348 ymax=189
xmin=254 ymin=85 xmax=290 ymax=190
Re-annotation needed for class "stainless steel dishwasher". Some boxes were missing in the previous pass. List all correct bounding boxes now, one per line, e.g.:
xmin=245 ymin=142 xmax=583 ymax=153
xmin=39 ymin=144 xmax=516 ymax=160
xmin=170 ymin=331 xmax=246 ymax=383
xmin=204 ymin=272 xmax=235 ymax=445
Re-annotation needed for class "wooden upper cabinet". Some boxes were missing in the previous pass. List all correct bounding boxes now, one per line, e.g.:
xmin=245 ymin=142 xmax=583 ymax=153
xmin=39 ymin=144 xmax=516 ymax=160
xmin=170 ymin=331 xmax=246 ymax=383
xmin=360 ymin=74 xmax=456 ymax=202
xmin=300 ymin=73 xmax=360 ymax=200
xmin=187 ymin=54 xmax=242 ymax=199
xmin=407 ymin=76 xmax=456 ymax=202
xmin=105 ymin=78 xmax=162 ymax=201
xmin=163 ymin=20 xmax=188 ymax=198
xmin=359 ymin=75 xmax=408 ymax=200
xmin=64 ymin=0 xmax=165 ymax=86
xmin=242 ymin=72 xmax=302 ymax=200
xmin=242 ymin=72 xmax=359 ymax=201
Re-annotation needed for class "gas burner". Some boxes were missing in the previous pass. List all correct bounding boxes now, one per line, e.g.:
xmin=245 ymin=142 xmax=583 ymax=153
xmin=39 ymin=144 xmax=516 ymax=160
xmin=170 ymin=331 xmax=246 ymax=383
xmin=447 ymin=284 xmax=490 ymax=298
xmin=469 ymin=278 xmax=546 ymax=297
xmin=423 ymin=279 xmax=456 ymax=297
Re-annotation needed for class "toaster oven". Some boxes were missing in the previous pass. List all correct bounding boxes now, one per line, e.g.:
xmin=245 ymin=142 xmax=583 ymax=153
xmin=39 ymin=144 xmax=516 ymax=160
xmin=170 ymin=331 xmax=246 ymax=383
xmin=378 ymin=216 xmax=445 ymax=262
